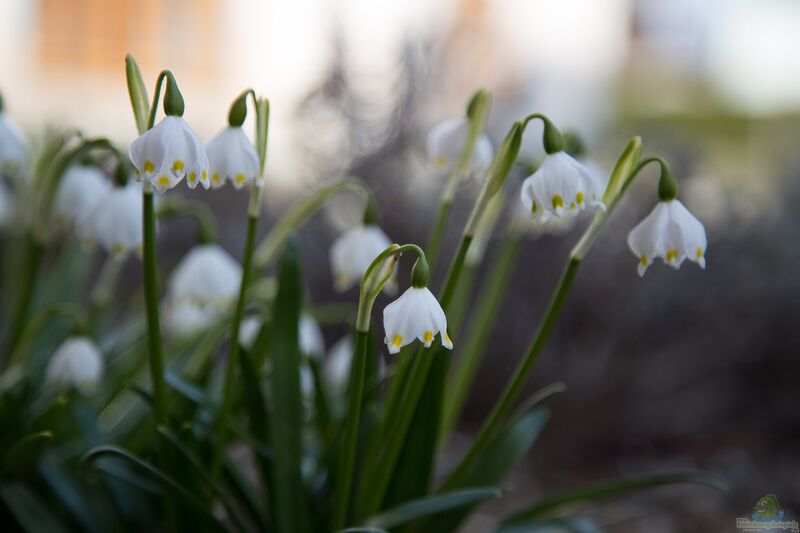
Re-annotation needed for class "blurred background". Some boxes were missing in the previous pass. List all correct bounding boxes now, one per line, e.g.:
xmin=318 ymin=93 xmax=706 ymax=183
xmin=1 ymin=0 xmax=799 ymax=530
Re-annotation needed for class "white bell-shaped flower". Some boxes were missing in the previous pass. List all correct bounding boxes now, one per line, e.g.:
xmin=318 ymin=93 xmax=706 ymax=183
xmin=627 ymin=199 xmax=707 ymax=276
xmin=520 ymin=151 xmax=605 ymax=222
xmin=168 ymin=244 xmax=242 ymax=311
xmin=0 ymin=180 xmax=14 ymax=227
xmin=238 ymin=312 xmax=325 ymax=359
xmin=165 ymin=299 xmax=218 ymax=338
xmin=426 ymin=118 xmax=493 ymax=177
xmin=0 ymin=112 xmax=26 ymax=177
xmin=205 ymin=127 xmax=260 ymax=189
xmin=129 ymin=116 xmax=209 ymax=192
xmin=54 ymin=165 xmax=111 ymax=228
xmin=45 ymin=337 xmax=104 ymax=395
xmin=383 ymin=286 xmax=452 ymax=355
xmin=81 ymin=182 xmax=143 ymax=257
xmin=330 ymin=224 xmax=394 ymax=292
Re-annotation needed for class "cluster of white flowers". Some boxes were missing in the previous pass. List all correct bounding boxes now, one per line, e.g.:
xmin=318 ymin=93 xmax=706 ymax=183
xmin=129 ymin=116 xmax=259 ymax=193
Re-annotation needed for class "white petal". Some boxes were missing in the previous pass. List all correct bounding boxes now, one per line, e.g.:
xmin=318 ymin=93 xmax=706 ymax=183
xmin=330 ymin=224 xmax=393 ymax=292
xmin=668 ymin=199 xmax=707 ymax=269
xmin=84 ymin=183 xmax=143 ymax=256
xmin=300 ymin=313 xmax=325 ymax=359
xmin=45 ymin=337 xmax=103 ymax=395
xmin=168 ymin=244 xmax=242 ymax=307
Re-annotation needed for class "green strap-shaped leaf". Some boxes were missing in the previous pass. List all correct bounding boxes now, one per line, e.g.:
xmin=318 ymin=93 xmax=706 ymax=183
xmin=0 ymin=483 xmax=69 ymax=533
xmin=270 ymin=235 xmax=308 ymax=532
xmin=421 ymin=408 xmax=549 ymax=533
xmin=497 ymin=516 xmax=601 ymax=533
xmin=501 ymin=471 xmax=729 ymax=527
xmin=1 ymin=431 xmax=53 ymax=476
xmin=364 ymin=487 xmax=501 ymax=530
xmin=82 ymin=445 xmax=227 ymax=531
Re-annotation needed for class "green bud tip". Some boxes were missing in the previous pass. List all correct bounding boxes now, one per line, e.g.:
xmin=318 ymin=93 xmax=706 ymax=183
xmin=657 ymin=159 xmax=679 ymax=201
xmin=228 ymin=92 xmax=248 ymax=127
xmin=163 ymin=72 xmax=185 ymax=117
xmin=466 ymin=89 xmax=488 ymax=120
xmin=411 ymin=255 xmax=430 ymax=289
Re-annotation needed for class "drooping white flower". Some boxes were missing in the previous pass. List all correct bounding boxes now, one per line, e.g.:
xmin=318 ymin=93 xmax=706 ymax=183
xmin=330 ymin=224 xmax=394 ymax=292
xmin=45 ymin=337 xmax=103 ymax=395
xmin=383 ymin=287 xmax=452 ymax=355
xmin=0 ymin=112 xmax=26 ymax=178
xmin=426 ymin=118 xmax=493 ymax=177
xmin=129 ymin=116 xmax=209 ymax=192
xmin=164 ymin=299 xmax=219 ymax=338
xmin=168 ymin=244 xmax=242 ymax=312
xmin=205 ymin=127 xmax=260 ymax=189
xmin=0 ymin=180 xmax=14 ymax=227
xmin=627 ymin=199 xmax=707 ymax=276
xmin=238 ymin=312 xmax=325 ymax=359
xmin=81 ymin=182 xmax=143 ymax=257
xmin=520 ymin=151 xmax=605 ymax=222
xmin=54 ymin=165 xmax=111 ymax=229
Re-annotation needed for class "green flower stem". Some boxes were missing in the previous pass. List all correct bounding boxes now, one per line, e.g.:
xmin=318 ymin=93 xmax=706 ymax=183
xmin=142 ymin=185 xmax=168 ymax=425
xmin=5 ymin=240 xmax=43 ymax=356
xmin=441 ymin=136 xmax=643 ymax=491
xmin=211 ymin=93 xmax=269 ymax=483
xmin=253 ymin=179 xmax=369 ymax=269
xmin=426 ymin=175 xmax=458 ymax=273
xmin=332 ymin=329 xmax=370 ymax=530
xmin=442 ymin=231 xmax=522 ymax=439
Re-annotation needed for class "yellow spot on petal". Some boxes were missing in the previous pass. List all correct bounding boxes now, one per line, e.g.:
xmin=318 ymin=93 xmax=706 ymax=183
xmin=445 ymin=332 xmax=452 ymax=344
xmin=640 ymin=255 xmax=648 ymax=266
xmin=696 ymin=247 xmax=704 ymax=259
xmin=113 ymin=243 xmax=125 ymax=256
xmin=392 ymin=334 xmax=403 ymax=348
xmin=666 ymin=250 xmax=678 ymax=262
xmin=423 ymin=331 xmax=433 ymax=344
xmin=157 ymin=176 xmax=170 ymax=187
xmin=201 ymin=170 xmax=207 ymax=180
xmin=212 ymin=173 xmax=221 ymax=184
xmin=188 ymin=172 xmax=197 ymax=184
xmin=435 ymin=156 xmax=447 ymax=168
xmin=576 ymin=192 xmax=584 ymax=205
xmin=569 ymin=202 xmax=576 ymax=209
xmin=552 ymin=195 xmax=564 ymax=210
xmin=144 ymin=160 xmax=155 ymax=173
xmin=235 ymin=174 xmax=246 ymax=184
xmin=530 ymin=201 xmax=537 ymax=213
xmin=172 ymin=160 xmax=184 ymax=172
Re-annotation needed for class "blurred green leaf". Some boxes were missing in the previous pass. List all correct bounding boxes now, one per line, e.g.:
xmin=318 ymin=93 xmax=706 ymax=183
xmin=157 ymin=427 xmax=247 ymax=533
xmin=125 ymin=53 xmax=150 ymax=134
xmin=82 ymin=445 xmax=226 ymax=531
xmin=497 ymin=516 xmax=601 ymax=533
xmin=422 ymin=408 xmax=549 ymax=532
xmin=365 ymin=487 xmax=501 ymax=530
xmin=1 ymin=430 xmax=53 ymax=476
xmin=270 ymin=236 xmax=308 ymax=532
xmin=39 ymin=457 xmax=106 ymax=533
xmin=502 ymin=471 xmax=729 ymax=527
xmin=340 ymin=529 xmax=389 ymax=533
xmin=31 ymin=395 xmax=69 ymax=434
xmin=224 ymin=457 xmax=270 ymax=532
xmin=0 ymin=483 xmax=69 ymax=533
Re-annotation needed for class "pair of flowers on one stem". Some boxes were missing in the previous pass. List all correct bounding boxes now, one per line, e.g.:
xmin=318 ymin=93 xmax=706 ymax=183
xmin=429 ymin=109 xmax=707 ymax=276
